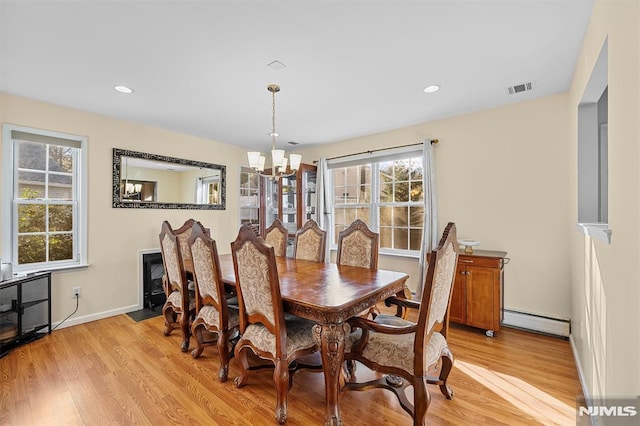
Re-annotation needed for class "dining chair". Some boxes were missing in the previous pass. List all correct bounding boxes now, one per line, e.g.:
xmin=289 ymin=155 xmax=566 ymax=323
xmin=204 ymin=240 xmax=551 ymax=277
xmin=231 ymin=224 xmax=320 ymax=424
xmin=293 ymin=219 xmax=327 ymax=262
xmin=336 ymin=219 xmax=379 ymax=270
xmin=170 ymin=218 xmax=211 ymax=276
xmin=264 ymin=218 xmax=288 ymax=257
xmin=187 ymin=222 xmax=240 ymax=382
xmin=159 ymin=221 xmax=196 ymax=352
xmin=337 ymin=219 xmax=380 ymax=320
xmin=343 ymin=222 xmax=460 ymax=426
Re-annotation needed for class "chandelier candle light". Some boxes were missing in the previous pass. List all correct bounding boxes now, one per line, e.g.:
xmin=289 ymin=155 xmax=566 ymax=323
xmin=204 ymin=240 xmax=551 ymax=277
xmin=247 ymin=84 xmax=302 ymax=179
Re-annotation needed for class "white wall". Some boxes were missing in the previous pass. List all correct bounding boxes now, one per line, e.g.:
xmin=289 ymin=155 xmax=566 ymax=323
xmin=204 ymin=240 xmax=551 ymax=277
xmin=0 ymin=92 xmax=247 ymax=326
xmin=298 ymin=93 xmax=571 ymax=319
xmin=568 ymin=0 xmax=640 ymax=398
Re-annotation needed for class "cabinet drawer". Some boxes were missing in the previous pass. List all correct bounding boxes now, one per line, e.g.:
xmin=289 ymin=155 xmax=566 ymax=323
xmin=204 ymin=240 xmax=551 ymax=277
xmin=458 ymin=256 xmax=502 ymax=268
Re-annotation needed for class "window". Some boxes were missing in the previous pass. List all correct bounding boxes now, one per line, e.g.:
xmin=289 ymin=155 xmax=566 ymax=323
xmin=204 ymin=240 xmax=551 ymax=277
xmin=330 ymin=150 xmax=424 ymax=255
xmin=2 ymin=125 xmax=87 ymax=272
xmin=239 ymin=166 xmax=260 ymax=229
xmin=200 ymin=176 xmax=220 ymax=205
xmin=577 ymin=40 xmax=610 ymax=243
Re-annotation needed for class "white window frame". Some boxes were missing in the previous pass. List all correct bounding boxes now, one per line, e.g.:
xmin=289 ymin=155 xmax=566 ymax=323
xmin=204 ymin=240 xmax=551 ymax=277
xmin=2 ymin=124 xmax=88 ymax=273
xmin=328 ymin=146 xmax=425 ymax=257
xmin=576 ymin=40 xmax=611 ymax=243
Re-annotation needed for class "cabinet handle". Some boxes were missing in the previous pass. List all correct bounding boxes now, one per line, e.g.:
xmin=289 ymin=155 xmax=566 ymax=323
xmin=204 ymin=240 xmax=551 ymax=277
xmin=459 ymin=259 xmax=473 ymax=263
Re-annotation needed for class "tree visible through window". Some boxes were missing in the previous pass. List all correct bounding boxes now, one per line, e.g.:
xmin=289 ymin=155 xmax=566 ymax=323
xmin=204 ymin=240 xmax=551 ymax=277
xmin=331 ymin=155 xmax=424 ymax=252
xmin=16 ymin=140 xmax=76 ymax=264
xmin=2 ymin=125 xmax=86 ymax=272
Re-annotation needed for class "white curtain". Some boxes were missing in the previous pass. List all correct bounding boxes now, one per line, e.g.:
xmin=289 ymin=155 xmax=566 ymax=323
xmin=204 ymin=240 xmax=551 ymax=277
xmin=416 ymin=139 xmax=438 ymax=298
xmin=316 ymin=158 xmax=331 ymax=263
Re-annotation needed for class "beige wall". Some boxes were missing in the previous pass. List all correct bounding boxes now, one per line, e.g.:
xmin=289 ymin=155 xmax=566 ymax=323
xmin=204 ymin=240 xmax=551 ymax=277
xmin=298 ymin=93 xmax=571 ymax=318
xmin=568 ymin=0 xmax=640 ymax=397
xmin=0 ymin=92 xmax=247 ymax=326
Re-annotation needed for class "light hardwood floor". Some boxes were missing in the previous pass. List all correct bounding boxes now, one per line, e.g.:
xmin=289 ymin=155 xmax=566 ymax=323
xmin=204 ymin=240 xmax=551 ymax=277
xmin=0 ymin=310 xmax=582 ymax=425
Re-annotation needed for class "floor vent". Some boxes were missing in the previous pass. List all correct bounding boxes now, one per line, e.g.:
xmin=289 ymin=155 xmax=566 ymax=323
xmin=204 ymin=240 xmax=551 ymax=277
xmin=503 ymin=309 xmax=570 ymax=338
xmin=507 ymin=81 xmax=534 ymax=95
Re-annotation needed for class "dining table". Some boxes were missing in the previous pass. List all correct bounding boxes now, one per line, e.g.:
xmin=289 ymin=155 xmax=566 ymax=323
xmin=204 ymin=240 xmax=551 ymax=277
xmin=214 ymin=253 xmax=410 ymax=426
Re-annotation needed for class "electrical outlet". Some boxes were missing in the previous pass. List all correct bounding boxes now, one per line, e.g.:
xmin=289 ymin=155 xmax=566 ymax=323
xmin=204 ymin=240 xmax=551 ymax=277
xmin=72 ymin=287 xmax=81 ymax=298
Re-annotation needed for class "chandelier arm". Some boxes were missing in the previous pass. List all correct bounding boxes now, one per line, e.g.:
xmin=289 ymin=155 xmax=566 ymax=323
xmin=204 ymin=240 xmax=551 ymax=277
xmin=247 ymin=83 xmax=300 ymax=178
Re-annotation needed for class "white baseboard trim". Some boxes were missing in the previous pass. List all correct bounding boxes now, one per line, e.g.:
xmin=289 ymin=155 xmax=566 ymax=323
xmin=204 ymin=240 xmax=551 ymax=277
xmin=503 ymin=309 xmax=571 ymax=338
xmin=570 ymin=335 xmax=591 ymax=400
xmin=52 ymin=304 xmax=140 ymax=330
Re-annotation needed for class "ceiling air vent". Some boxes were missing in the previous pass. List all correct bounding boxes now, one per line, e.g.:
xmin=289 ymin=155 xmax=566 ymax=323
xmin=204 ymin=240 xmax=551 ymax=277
xmin=507 ymin=81 xmax=534 ymax=95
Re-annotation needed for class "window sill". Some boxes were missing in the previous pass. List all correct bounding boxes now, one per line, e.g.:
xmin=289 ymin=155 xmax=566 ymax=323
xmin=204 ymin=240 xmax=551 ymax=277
xmin=576 ymin=223 xmax=612 ymax=244
xmin=13 ymin=263 xmax=90 ymax=277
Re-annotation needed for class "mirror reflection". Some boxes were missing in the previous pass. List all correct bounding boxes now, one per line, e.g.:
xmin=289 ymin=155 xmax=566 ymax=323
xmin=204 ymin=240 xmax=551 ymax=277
xmin=112 ymin=148 xmax=225 ymax=210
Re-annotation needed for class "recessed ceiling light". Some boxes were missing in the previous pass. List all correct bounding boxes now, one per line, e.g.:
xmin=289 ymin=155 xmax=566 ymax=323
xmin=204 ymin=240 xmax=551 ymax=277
xmin=423 ymin=85 xmax=440 ymax=94
xmin=114 ymin=85 xmax=134 ymax=94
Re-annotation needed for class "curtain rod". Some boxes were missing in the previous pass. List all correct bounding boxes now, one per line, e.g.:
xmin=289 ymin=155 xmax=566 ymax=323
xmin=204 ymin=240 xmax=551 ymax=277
xmin=314 ymin=139 xmax=438 ymax=163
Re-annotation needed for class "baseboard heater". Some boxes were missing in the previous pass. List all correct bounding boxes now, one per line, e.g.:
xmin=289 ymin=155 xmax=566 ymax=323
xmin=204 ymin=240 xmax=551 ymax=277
xmin=503 ymin=309 xmax=571 ymax=338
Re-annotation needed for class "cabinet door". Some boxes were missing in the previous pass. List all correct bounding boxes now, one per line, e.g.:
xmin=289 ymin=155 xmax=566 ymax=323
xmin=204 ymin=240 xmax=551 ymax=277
xmin=281 ymin=174 xmax=298 ymax=235
xmin=466 ymin=266 xmax=499 ymax=331
xmin=263 ymin=177 xmax=280 ymax=228
xmin=302 ymin=166 xmax=317 ymax=224
xmin=449 ymin=265 xmax=466 ymax=324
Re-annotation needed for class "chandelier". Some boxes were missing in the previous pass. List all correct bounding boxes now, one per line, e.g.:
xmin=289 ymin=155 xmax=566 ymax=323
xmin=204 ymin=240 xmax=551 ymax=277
xmin=247 ymin=84 xmax=301 ymax=180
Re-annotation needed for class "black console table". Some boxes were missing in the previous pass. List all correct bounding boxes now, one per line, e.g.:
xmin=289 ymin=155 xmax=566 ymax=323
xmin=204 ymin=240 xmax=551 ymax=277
xmin=0 ymin=272 xmax=51 ymax=357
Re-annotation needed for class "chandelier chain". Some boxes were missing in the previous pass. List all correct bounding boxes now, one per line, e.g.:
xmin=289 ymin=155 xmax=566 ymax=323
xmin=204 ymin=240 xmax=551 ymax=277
xmin=271 ymin=88 xmax=277 ymax=150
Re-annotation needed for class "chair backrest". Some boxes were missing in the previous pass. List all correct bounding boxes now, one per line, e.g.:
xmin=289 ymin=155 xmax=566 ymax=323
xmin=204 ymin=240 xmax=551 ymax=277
xmin=264 ymin=218 xmax=288 ymax=257
xmin=336 ymin=219 xmax=379 ymax=270
xmin=172 ymin=219 xmax=210 ymax=262
xmin=415 ymin=222 xmax=459 ymax=375
xmin=187 ymin=222 xmax=229 ymax=326
xmin=231 ymin=224 xmax=286 ymax=355
xmin=159 ymin=221 xmax=189 ymax=311
xmin=293 ymin=219 xmax=327 ymax=262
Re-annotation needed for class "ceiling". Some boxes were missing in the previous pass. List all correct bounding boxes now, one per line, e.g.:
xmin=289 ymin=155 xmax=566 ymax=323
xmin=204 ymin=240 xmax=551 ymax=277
xmin=0 ymin=0 xmax=595 ymax=153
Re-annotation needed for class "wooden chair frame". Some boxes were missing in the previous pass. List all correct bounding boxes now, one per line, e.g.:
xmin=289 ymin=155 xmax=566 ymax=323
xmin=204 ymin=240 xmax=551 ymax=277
xmin=231 ymin=224 xmax=320 ymax=424
xmin=188 ymin=222 xmax=239 ymax=382
xmin=172 ymin=218 xmax=210 ymax=275
xmin=344 ymin=222 xmax=459 ymax=426
xmin=159 ymin=221 xmax=195 ymax=352
xmin=293 ymin=219 xmax=327 ymax=262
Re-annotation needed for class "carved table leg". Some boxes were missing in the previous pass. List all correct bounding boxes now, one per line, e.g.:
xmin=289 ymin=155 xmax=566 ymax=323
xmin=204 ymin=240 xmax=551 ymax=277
xmin=314 ymin=323 xmax=349 ymax=426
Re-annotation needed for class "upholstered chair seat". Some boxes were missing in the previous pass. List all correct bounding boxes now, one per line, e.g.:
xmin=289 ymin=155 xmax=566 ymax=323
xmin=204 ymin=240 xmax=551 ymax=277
xmin=165 ymin=290 xmax=196 ymax=313
xmin=347 ymin=314 xmax=448 ymax=375
xmin=196 ymin=305 xmax=240 ymax=330
xmin=241 ymin=316 xmax=317 ymax=356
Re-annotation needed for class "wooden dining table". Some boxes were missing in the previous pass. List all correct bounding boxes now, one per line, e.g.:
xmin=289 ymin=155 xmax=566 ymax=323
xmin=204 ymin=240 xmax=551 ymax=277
xmin=214 ymin=253 xmax=409 ymax=426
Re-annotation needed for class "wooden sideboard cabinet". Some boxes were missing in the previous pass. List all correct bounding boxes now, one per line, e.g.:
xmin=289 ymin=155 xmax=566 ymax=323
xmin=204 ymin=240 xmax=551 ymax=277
xmin=449 ymin=250 xmax=507 ymax=337
xmin=0 ymin=272 xmax=52 ymax=357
